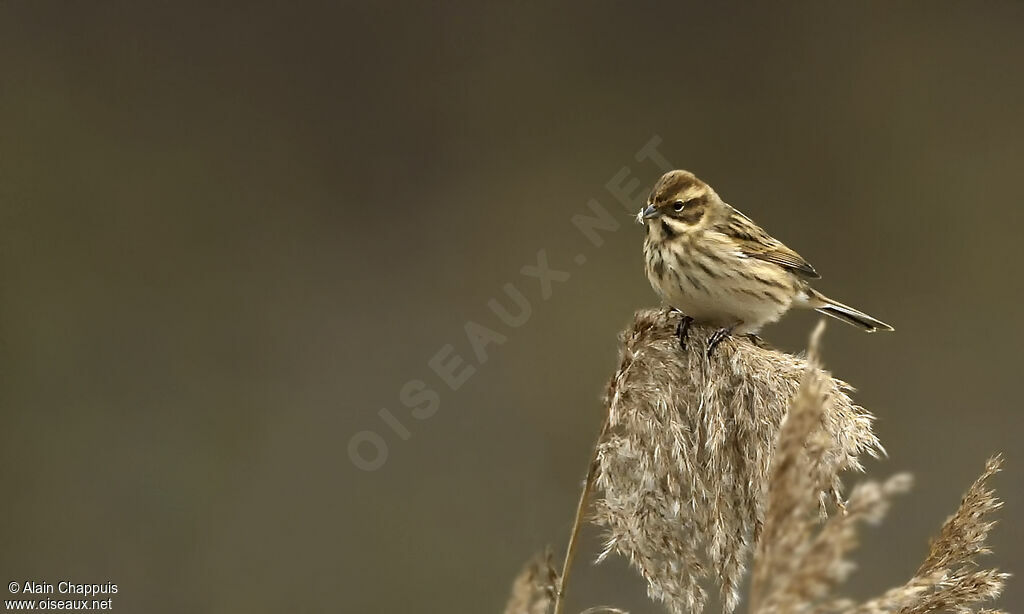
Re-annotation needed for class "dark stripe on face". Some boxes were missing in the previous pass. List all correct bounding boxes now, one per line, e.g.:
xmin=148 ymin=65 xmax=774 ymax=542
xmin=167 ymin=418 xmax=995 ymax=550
xmin=676 ymin=200 xmax=705 ymax=225
xmin=660 ymin=220 xmax=676 ymax=238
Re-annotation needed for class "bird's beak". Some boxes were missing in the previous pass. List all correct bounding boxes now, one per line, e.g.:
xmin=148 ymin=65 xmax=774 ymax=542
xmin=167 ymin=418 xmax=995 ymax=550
xmin=641 ymin=204 xmax=658 ymax=220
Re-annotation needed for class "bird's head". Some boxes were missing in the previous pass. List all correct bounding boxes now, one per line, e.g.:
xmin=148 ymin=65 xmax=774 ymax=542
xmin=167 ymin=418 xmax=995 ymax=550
xmin=637 ymin=170 xmax=720 ymax=238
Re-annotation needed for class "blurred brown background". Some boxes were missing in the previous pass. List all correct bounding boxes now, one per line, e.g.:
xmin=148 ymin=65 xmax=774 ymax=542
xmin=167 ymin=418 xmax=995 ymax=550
xmin=2 ymin=2 xmax=1022 ymax=613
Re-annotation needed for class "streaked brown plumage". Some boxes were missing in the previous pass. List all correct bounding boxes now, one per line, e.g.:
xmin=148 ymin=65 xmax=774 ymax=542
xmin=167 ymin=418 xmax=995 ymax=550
xmin=640 ymin=170 xmax=892 ymax=348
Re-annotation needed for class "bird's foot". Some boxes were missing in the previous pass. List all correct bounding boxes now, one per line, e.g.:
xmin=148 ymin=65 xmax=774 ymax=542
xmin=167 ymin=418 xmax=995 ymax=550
xmin=675 ymin=315 xmax=694 ymax=350
xmin=706 ymin=326 xmax=735 ymax=358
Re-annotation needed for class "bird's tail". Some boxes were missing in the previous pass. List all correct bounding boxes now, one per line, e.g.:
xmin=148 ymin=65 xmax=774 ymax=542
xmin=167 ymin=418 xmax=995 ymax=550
xmin=807 ymin=289 xmax=894 ymax=333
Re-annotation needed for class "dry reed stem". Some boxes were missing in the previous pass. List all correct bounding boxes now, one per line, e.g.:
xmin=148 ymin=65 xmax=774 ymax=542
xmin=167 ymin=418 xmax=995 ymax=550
xmin=553 ymin=416 xmax=610 ymax=614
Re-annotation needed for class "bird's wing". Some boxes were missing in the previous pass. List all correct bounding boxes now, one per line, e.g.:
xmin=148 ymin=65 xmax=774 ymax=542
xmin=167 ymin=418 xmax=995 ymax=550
xmin=720 ymin=208 xmax=821 ymax=279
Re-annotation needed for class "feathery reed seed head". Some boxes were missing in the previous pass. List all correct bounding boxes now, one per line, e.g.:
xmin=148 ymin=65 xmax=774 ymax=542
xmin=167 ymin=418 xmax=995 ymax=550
xmin=593 ymin=310 xmax=882 ymax=614
xmin=504 ymin=550 xmax=559 ymax=614
xmin=502 ymin=309 xmax=1008 ymax=614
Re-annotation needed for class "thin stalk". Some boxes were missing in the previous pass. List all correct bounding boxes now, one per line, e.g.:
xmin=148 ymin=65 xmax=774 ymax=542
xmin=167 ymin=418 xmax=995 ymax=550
xmin=553 ymin=416 xmax=610 ymax=614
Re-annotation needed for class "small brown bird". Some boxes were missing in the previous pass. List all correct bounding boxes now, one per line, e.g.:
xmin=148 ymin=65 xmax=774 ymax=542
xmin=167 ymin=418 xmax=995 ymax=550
xmin=640 ymin=170 xmax=892 ymax=354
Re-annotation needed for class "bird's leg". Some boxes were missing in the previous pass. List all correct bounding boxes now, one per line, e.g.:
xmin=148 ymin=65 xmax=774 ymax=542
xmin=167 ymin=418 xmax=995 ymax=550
xmin=706 ymin=325 xmax=736 ymax=358
xmin=675 ymin=314 xmax=694 ymax=350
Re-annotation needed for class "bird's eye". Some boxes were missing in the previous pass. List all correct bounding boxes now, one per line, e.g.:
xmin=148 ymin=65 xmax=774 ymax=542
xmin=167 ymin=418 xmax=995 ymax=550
xmin=673 ymin=200 xmax=686 ymax=211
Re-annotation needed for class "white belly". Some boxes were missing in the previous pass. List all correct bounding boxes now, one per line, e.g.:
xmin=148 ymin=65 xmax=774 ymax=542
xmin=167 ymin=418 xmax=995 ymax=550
xmin=659 ymin=277 xmax=790 ymax=333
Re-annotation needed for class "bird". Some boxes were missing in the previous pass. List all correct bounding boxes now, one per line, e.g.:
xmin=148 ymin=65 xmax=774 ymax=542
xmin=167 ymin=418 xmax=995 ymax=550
xmin=639 ymin=169 xmax=892 ymax=355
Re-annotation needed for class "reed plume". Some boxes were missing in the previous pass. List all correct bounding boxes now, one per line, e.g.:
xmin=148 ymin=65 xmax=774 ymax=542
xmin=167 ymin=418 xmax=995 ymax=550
xmin=503 ymin=550 xmax=558 ymax=614
xmin=593 ymin=310 xmax=881 ymax=613
xmin=748 ymin=322 xmax=1006 ymax=614
xmin=749 ymin=321 xmax=909 ymax=614
xmin=502 ymin=309 xmax=1008 ymax=614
